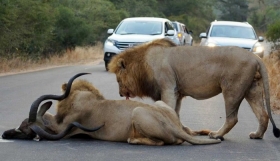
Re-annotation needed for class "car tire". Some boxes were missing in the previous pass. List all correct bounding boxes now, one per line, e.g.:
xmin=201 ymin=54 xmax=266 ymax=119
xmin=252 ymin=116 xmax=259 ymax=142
xmin=105 ymin=61 xmax=109 ymax=71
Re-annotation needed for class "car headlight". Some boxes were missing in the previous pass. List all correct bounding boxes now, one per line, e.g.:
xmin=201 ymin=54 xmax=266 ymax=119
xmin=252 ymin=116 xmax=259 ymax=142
xmin=106 ymin=39 xmax=117 ymax=46
xmin=253 ymin=43 xmax=264 ymax=53
xmin=177 ymin=33 xmax=182 ymax=38
xmin=207 ymin=42 xmax=217 ymax=47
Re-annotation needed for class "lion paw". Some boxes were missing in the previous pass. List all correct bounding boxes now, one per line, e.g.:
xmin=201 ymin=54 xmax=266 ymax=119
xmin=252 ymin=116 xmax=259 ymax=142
xmin=249 ymin=132 xmax=263 ymax=139
xmin=208 ymin=131 xmax=225 ymax=141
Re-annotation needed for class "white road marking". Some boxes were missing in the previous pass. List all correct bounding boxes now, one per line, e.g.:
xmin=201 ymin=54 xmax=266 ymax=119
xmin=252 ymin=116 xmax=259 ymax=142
xmin=0 ymin=137 xmax=14 ymax=143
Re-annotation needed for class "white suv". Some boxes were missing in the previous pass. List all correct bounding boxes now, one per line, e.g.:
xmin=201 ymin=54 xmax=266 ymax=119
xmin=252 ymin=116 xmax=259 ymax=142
xmin=103 ymin=17 xmax=179 ymax=70
xmin=199 ymin=21 xmax=264 ymax=58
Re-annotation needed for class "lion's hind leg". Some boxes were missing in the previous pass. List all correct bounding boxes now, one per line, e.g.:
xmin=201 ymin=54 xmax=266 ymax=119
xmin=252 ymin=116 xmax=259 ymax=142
xmin=128 ymin=120 xmax=164 ymax=146
xmin=128 ymin=106 xmax=184 ymax=145
xmin=128 ymin=138 xmax=164 ymax=146
xmin=245 ymin=81 xmax=269 ymax=139
xmin=183 ymin=126 xmax=211 ymax=136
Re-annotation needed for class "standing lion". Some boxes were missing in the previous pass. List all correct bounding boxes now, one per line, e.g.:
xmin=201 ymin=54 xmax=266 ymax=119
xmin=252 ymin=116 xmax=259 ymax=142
xmin=108 ymin=38 xmax=280 ymax=140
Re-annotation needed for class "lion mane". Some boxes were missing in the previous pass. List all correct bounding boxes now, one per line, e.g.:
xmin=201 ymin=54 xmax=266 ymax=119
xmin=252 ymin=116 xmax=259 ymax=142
xmin=56 ymin=80 xmax=105 ymax=123
xmin=108 ymin=38 xmax=175 ymax=99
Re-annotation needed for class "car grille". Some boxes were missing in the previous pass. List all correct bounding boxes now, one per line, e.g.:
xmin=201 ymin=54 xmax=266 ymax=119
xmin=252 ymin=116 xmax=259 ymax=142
xmin=115 ymin=42 xmax=143 ymax=50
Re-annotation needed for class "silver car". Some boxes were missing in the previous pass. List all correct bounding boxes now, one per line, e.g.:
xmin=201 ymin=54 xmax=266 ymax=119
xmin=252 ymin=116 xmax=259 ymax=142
xmin=172 ymin=21 xmax=193 ymax=46
xmin=199 ymin=21 xmax=264 ymax=58
xmin=103 ymin=17 xmax=179 ymax=70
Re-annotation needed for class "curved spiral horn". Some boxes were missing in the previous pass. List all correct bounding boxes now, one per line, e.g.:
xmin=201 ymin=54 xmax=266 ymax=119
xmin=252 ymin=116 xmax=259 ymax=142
xmin=28 ymin=73 xmax=90 ymax=123
xmin=30 ymin=122 xmax=104 ymax=140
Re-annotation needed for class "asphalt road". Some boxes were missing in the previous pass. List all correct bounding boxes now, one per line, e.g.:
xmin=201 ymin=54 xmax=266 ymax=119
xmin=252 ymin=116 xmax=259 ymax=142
xmin=0 ymin=61 xmax=280 ymax=161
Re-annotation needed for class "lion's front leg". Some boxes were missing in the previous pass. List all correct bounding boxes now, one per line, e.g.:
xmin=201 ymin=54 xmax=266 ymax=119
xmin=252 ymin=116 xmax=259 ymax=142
xmin=160 ymin=89 xmax=181 ymax=116
xmin=175 ymin=97 xmax=183 ymax=115
xmin=42 ymin=113 xmax=59 ymax=133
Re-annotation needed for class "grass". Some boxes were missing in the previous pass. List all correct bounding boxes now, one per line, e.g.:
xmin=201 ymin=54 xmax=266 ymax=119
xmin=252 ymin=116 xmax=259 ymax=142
xmin=0 ymin=43 xmax=280 ymax=113
xmin=263 ymin=50 xmax=280 ymax=114
xmin=0 ymin=42 xmax=103 ymax=75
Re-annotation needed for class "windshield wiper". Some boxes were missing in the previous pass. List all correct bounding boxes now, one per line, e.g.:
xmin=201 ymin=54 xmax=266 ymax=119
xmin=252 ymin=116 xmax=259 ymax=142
xmin=119 ymin=33 xmax=137 ymax=35
xmin=149 ymin=33 xmax=161 ymax=35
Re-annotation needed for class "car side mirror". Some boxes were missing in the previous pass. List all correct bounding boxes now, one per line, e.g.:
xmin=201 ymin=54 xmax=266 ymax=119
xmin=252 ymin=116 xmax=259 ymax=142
xmin=107 ymin=29 xmax=114 ymax=35
xmin=166 ymin=30 xmax=175 ymax=36
xmin=199 ymin=33 xmax=207 ymax=38
xmin=189 ymin=30 xmax=193 ymax=35
xmin=258 ymin=36 xmax=264 ymax=42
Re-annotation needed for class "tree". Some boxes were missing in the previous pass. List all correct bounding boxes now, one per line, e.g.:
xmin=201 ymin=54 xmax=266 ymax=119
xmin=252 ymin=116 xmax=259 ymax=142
xmin=159 ymin=0 xmax=216 ymax=41
xmin=0 ymin=0 xmax=54 ymax=58
xmin=215 ymin=0 xmax=249 ymax=21
xmin=53 ymin=6 xmax=91 ymax=51
xmin=109 ymin=0 xmax=162 ymax=17
xmin=53 ymin=0 xmax=128 ymax=49
xmin=0 ymin=0 xmax=234 ymax=58
xmin=266 ymin=21 xmax=280 ymax=50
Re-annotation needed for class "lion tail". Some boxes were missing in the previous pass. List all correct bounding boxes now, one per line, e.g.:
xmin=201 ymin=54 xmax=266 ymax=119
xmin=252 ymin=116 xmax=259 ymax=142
xmin=257 ymin=58 xmax=280 ymax=138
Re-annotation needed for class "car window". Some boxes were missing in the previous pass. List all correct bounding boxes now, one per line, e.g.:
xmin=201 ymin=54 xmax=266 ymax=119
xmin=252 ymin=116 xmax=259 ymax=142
xmin=172 ymin=23 xmax=178 ymax=31
xmin=210 ymin=25 xmax=257 ymax=39
xmin=179 ymin=24 xmax=183 ymax=32
xmin=115 ymin=21 xmax=162 ymax=35
xmin=165 ymin=22 xmax=174 ymax=33
xmin=181 ymin=25 xmax=185 ymax=33
xmin=182 ymin=25 xmax=189 ymax=34
xmin=206 ymin=26 xmax=210 ymax=36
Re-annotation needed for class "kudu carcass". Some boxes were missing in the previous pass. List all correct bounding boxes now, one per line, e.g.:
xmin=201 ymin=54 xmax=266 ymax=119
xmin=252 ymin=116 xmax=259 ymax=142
xmin=2 ymin=73 xmax=221 ymax=145
xmin=2 ymin=73 xmax=103 ymax=140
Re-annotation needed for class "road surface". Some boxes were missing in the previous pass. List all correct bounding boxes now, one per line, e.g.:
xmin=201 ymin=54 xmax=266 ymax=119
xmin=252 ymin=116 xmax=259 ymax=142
xmin=0 ymin=61 xmax=279 ymax=161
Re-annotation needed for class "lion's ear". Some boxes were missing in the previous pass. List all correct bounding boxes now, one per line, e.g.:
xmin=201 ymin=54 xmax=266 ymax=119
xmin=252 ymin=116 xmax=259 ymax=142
xmin=117 ymin=58 xmax=126 ymax=69
xmin=61 ymin=83 xmax=67 ymax=91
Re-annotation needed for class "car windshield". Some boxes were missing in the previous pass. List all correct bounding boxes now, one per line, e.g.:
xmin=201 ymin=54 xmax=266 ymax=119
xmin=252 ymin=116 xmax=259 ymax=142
xmin=210 ymin=25 xmax=257 ymax=39
xmin=115 ymin=21 xmax=162 ymax=35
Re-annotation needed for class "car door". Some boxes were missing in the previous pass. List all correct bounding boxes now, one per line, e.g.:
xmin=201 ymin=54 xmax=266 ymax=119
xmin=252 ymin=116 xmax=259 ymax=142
xmin=178 ymin=24 xmax=185 ymax=45
xmin=182 ymin=25 xmax=192 ymax=46
xmin=164 ymin=21 xmax=179 ymax=45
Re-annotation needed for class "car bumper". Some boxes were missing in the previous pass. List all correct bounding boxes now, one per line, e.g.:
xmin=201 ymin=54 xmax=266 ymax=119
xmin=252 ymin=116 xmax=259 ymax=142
xmin=253 ymin=51 xmax=264 ymax=58
xmin=103 ymin=45 xmax=122 ymax=62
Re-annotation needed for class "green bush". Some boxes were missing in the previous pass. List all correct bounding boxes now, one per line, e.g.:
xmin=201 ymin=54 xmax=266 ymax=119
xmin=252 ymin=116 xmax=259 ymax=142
xmin=0 ymin=0 xmax=55 ymax=59
xmin=266 ymin=21 xmax=280 ymax=49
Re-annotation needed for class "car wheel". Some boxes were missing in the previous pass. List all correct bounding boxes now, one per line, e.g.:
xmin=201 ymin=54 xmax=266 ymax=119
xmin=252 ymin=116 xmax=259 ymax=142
xmin=105 ymin=61 xmax=109 ymax=71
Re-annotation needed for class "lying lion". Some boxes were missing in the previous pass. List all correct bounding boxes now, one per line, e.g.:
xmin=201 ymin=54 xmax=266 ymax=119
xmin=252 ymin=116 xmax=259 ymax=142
xmin=2 ymin=73 xmax=220 ymax=145
xmin=108 ymin=38 xmax=280 ymax=140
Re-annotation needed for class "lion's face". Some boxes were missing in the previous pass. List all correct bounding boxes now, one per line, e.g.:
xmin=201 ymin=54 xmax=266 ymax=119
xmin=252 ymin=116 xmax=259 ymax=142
xmin=116 ymin=69 xmax=136 ymax=100
xmin=110 ymin=57 xmax=139 ymax=100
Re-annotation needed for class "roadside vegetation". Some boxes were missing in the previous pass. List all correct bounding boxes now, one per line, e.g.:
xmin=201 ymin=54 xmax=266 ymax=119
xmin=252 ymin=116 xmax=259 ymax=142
xmin=0 ymin=43 xmax=103 ymax=74
xmin=1 ymin=0 xmax=279 ymax=58
xmin=0 ymin=0 xmax=279 ymax=112
xmin=263 ymin=51 xmax=280 ymax=113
